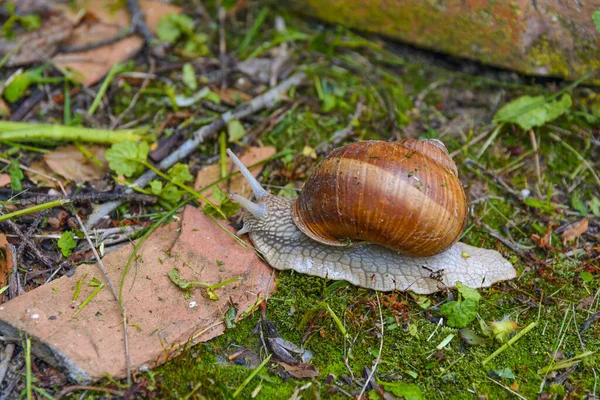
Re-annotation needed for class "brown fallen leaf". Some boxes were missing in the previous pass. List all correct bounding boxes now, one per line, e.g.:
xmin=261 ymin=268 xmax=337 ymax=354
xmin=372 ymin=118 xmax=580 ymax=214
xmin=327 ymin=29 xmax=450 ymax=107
xmin=25 ymin=159 xmax=64 ymax=188
xmin=531 ymin=225 xmax=553 ymax=249
xmin=0 ymin=234 xmax=12 ymax=304
xmin=0 ymin=173 xmax=11 ymax=188
xmin=1 ymin=15 xmax=74 ymax=67
xmin=279 ymin=362 xmax=320 ymax=379
xmin=0 ymin=98 xmax=10 ymax=118
xmin=195 ymin=146 xmax=276 ymax=202
xmin=53 ymin=0 xmax=181 ymax=86
xmin=44 ymin=145 xmax=109 ymax=183
xmin=0 ymin=206 xmax=274 ymax=382
xmin=561 ymin=218 xmax=588 ymax=245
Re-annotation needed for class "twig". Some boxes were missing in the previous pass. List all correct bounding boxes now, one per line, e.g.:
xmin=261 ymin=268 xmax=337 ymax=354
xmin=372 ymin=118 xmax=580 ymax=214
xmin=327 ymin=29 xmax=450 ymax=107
xmin=72 ymin=211 xmax=132 ymax=384
xmin=486 ymin=377 xmax=528 ymax=400
xmin=111 ymin=58 xmax=155 ymax=129
xmin=1 ymin=219 xmax=56 ymax=269
xmin=316 ymin=99 xmax=365 ymax=154
xmin=55 ymin=385 xmax=124 ymax=399
xmin=357 ymin=293 xmax=384 ymax=400
xmin=465 ymin=158 xmax=520 ymax=197
xmin=60 ymin=30 xmax=132 ymax=53
xmin=127 ymin=0 xmax=154 ymax=43
xmin=482 ymin=321 xmax=537 ymax=365
xmin=0 ymin=340 xmax=15 ymax=386
xmin=1 ymin=191 xmax=157 ymax=206
xmin=218 ymin=2 xmax=227 ymax=89
xmin=475 ymin=219 xmax=526 ymax=256
xmin=86 ymin=72 xmax=306 ymax=227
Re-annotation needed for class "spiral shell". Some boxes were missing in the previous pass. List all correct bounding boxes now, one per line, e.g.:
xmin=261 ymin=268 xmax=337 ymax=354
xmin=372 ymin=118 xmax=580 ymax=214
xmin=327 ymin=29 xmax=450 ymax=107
xmin=290 ymin=140 xmax=468 ymax=257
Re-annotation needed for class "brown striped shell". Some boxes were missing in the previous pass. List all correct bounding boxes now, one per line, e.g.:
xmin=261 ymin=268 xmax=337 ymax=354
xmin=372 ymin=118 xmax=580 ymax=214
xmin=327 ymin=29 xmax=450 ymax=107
xmin=290 ymin=140 xmax=468 ymax=257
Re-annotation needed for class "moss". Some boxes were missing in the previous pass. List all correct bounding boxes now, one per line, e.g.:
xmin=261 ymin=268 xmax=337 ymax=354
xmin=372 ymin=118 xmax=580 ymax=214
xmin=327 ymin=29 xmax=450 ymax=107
xmin=528 ymin=38 xmax=571 ymax=78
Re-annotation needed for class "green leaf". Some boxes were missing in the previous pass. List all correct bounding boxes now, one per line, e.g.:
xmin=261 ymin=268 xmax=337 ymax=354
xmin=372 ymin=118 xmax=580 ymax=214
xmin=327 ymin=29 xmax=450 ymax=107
xmin=18 ymin=14 xmax=41 ymax=31
xmin=203 ymin=187 xmax=240 ymax=218
xmin=524 ymin=197 xmax=554 ymax=213
xmin=439 ymin=299 xmax=478 ymax=328
xmin=593 ymin=10 xmax=600 ymax=33
xmin=168 ymin=268 xmax=194 ymax=290
xmin=489 ymin=367 xmax=516 ymax=380
xmin=156 ymin=14 xmax=194 ymax=42
xmin=571 ymin=193 xmax=588 ymax=215
xmin=221 ymin=0 xmax=238 ymax=10
xmin=458 ymin=328 xmax=487 ymax=346
xmin=590 ymin=197 xmax=600 ymax=217
xmin=149 ymin=180 xmax=163 ymax=195
xmin=8 ymin=160 xmax=23 ymax=191
xmin=580 ymin=271 xmax=594 ymax=283
xmin=58 ymin=231 xmax=77 ymax=258
xmin=182 ymin=63 xmax=197 ymax=90
xmin=158 ymin=184 xmax=185 ymax=205
xmin=378 ymin=381 xmax=424 ymax=400
xmin=168 ymin=163 xmax=193 ymax=185
xmin=456 ymin=282 xmax=481 ymax=302
xmin=105 ymin=141 xmax=149 ymax=177
xmin=493 ymin=94 xmax=572 ymax=130
xmin=4 ymin=67 xmax=46 ymax=103
xmin=227 ymin=119 xmax=246 ymax=142
xmin=225 ymin=305 xmax=237 ymax=329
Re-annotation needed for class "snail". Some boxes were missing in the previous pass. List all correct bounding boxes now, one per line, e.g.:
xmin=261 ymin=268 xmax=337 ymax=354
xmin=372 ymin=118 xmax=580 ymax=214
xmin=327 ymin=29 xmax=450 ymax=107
xmin=227 ymin=140 xmax=516 ymax=294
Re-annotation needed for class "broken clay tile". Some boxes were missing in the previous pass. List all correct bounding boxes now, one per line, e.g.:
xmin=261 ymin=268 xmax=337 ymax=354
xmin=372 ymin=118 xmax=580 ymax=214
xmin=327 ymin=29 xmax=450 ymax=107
xmin=0 ymin=206 xmax=274 ymax=383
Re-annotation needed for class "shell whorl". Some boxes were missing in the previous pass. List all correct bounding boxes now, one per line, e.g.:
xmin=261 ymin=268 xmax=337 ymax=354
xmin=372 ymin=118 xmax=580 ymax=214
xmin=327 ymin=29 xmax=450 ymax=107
xmin=291 ymin=140 xmax=468 ymax=257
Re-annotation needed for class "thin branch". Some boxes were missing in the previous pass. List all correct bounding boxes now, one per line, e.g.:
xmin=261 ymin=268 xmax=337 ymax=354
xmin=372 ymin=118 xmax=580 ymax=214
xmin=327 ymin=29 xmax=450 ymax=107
xmin=86 ymin=72 xmax=306 ymax=227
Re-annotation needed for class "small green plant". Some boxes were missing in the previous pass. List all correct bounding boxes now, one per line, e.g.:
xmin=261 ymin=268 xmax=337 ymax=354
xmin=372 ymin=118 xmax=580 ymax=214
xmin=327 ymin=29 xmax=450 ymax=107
xmin=0 ymin=3 xmax=41 ymax=39
xmin=156 ymin=14 xmax=209 ymax=56
xmin=493 ymin=94 xmax=572 ymax=130
xmin=439 ymin=282 xmax=481 ymax=328
xmin=203 ymin=187 xmax=240 ymax=218
xmin=3 ymin=66 xmax=62 ymax=103
xmin=105 ymin=141 xmax=150 ymax=177
xmin=57 ymin=230 xmax=77 ymax=258
xmin=593 ymin=9 xmax=600 ymax=33
xmin=148 ymin=163 xmax=194 ymax=207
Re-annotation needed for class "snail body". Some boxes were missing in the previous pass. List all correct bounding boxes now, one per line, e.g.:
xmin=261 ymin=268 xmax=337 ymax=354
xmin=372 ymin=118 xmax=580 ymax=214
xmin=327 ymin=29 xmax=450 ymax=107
xmin=227 ymin=140 xmax=516 ymax=294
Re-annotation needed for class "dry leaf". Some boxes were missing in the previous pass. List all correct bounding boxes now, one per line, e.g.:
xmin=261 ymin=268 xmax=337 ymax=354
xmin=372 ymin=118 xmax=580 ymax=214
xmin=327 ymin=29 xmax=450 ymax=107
xmin=561 ymin=218 xmax=588 ymax=245
xmin=1 ymin=15 xmax=74 ymax=67
xmin=0 ymin=234 xmax=13 ymax=304
xmin=44 ymin=145 xmax=109 ymax=183
xmin=53 ymin=0 xmax=181 ymax=86
xmin=195 ymin=146 xmax=276 ymax=202
xmin=0 ymin=98 xmax=11 ymax=118
xmin=0 ymin=173 xmax=11 ymax=187
xmin=530 ymin=225 xmax=553 ymax=249
xmin=25 ymin=159 xmax=64 ymax=188
xmin=279 ymin=362 xmax=320 ymax=379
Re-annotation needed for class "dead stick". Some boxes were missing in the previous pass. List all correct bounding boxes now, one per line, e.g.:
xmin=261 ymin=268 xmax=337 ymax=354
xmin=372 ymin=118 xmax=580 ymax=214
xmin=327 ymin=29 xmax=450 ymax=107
xmin=1 ymin=219 xmax=56 ymax=269
xmin=2 ymin=191 xmax=157 ymax=206
xmin=87 ymin=72 xmax=306 ymax=227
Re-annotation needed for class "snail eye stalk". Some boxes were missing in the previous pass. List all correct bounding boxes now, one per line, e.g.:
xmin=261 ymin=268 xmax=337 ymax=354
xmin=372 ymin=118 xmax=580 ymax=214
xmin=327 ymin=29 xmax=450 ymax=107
xmin=229 ymin=193 xmax=267 ymax=220
xmin=226 ymin=149 xmax=268 ymax=199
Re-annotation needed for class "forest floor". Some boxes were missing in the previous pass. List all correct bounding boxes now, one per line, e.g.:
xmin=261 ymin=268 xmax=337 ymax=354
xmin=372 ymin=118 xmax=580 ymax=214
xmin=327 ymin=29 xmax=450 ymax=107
xmin=0 ymin=1 xmax=599 ymax=399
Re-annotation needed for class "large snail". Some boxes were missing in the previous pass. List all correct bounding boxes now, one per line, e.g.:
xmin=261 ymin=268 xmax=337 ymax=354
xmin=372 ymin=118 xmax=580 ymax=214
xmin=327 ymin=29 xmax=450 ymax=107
xmin=227 ymin=140 xmax=516 ymax=294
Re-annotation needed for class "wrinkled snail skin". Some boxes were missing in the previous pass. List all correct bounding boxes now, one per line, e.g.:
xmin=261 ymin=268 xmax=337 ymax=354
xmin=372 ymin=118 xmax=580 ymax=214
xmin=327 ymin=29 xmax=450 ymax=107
xmin=226 ymin=142 xmax=517 ymax=294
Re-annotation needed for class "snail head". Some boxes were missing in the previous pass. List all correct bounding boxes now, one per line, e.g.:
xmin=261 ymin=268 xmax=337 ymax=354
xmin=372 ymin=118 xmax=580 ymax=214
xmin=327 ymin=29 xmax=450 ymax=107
xmin=226 ymin=149 xmax=271 ymax=235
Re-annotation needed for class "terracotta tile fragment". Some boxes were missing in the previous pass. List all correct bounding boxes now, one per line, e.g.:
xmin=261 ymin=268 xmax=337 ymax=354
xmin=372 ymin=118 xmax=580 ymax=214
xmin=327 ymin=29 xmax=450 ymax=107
xmin=0 ymin=206 xmax=274 ymax=383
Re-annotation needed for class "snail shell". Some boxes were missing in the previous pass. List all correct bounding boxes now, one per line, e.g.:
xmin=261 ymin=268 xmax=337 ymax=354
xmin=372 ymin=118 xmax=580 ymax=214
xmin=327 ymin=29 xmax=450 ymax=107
xmin=291 ymin=140 xmax=468 ymax=257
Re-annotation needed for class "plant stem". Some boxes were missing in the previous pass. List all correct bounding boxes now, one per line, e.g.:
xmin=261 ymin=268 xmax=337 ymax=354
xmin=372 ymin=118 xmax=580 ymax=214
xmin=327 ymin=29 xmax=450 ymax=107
xmin=0 ymin=121 xmax=147 ymax=144
xmin=0 ymin=199 xmax=70 ymax=222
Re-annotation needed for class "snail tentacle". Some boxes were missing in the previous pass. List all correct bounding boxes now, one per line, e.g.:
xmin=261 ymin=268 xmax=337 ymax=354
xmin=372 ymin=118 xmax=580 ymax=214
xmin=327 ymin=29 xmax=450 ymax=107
xmin=229 ymin=193 xmax=267 ymax=220
xmin=226 ymin=149 xmax=269 ymax=199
